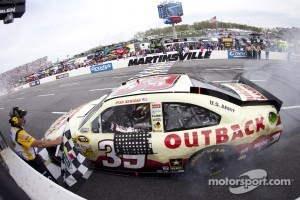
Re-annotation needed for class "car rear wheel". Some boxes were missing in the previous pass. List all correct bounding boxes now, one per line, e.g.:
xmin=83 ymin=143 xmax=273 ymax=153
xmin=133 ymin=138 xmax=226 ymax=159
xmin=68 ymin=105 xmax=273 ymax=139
xmin=188 ymin=145 xmax=237 ymax=177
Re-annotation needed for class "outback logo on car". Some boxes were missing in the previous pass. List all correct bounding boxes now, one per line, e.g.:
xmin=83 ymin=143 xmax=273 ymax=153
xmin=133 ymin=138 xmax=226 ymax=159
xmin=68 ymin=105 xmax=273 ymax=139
xmin=164 ymin=117 xmax=265 ymax=149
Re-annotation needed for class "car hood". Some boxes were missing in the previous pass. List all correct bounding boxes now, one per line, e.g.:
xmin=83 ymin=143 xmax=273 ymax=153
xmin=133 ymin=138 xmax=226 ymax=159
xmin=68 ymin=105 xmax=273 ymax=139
xmin=44 ymin=96 xmax=105 ymax=140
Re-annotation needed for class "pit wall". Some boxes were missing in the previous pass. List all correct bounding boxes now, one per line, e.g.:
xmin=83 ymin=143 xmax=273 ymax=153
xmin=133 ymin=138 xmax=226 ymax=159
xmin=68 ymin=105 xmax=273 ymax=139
xmin=0 ymin=147 xmax=86 ymax=200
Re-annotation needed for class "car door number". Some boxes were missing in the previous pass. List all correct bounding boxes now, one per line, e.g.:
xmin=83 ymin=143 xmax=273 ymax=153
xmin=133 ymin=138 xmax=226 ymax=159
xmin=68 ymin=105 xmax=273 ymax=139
xmin=98 ymin=140 xmax=146 ymax=169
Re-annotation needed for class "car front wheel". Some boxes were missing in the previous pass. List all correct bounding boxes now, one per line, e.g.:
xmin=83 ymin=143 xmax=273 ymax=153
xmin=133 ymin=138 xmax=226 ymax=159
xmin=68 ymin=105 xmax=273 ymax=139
xmin=46 ymin=146 xmax=61 ymax=166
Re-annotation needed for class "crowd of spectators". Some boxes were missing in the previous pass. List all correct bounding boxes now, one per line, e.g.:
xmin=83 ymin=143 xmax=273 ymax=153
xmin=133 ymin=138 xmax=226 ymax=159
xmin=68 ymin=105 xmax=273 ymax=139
xmin=0 ymin=57 xmax=52 ymax=90
xmin=0 ymin=27 xmax=299 ymax=93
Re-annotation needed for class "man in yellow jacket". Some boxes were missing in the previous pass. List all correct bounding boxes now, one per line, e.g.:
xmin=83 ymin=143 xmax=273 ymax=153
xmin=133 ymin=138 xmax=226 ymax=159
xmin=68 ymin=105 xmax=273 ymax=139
xmin=9 ymin=107 xmax=62 ymax=182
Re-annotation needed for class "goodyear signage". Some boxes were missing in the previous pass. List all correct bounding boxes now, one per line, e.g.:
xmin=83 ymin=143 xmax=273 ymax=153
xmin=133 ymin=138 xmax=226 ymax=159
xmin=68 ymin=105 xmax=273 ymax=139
xmin=228 ymin=50 xmax=247 ymax=59
xmin=90 ymin=63 xmax=113 ymax=73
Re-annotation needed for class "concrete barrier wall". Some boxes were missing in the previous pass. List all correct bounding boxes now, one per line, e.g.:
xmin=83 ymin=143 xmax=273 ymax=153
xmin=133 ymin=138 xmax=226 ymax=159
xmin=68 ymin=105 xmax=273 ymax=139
xmin=0 ymin=147 xmax=86 ymax=200
xmin=265 ymin=51 xmax=288 ymax=60
xmin=12 ymin=50 xmax=288 ymax=92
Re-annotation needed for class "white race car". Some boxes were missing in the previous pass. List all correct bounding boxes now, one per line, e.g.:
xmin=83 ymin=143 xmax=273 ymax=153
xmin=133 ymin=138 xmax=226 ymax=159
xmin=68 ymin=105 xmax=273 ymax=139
xmin=45 ymin=73 xmax=283 ymax=176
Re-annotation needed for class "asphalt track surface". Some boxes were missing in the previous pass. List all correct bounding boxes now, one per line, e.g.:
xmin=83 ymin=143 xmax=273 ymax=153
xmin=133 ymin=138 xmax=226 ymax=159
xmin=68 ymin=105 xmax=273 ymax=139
xmin=0 ymin=59 xmax=299 ymax=200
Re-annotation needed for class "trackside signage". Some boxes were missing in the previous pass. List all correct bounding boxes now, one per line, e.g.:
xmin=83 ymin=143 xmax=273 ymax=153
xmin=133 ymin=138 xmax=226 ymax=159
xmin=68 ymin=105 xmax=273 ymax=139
xmin=0 ymin=7 xmax=16 ymax=14
xmin=128 ymin=51 xmax=212 ymax=66
xmin=208 ymin=169 xmax=293 ymax=194
xmin=29 ymin=80 xmax=40 ymax=87
xmin=90 ymin=63 xmax=113 ymax=73
xmin=228 ymin=50 xmax=247 ymax=59
xmin=56 ymin=73 xmax=69 ymax=79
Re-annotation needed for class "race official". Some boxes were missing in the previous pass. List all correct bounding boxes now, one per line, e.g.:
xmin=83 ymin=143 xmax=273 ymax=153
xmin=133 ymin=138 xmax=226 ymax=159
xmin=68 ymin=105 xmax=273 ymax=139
xmin=8 ymin=107 xmax=62 ymax=182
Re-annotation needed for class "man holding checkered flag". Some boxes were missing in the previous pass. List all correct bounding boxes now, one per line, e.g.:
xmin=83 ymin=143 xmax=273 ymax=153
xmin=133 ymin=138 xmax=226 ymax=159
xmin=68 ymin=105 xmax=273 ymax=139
xmin=56 ymin=118 xmax=92 ymax=190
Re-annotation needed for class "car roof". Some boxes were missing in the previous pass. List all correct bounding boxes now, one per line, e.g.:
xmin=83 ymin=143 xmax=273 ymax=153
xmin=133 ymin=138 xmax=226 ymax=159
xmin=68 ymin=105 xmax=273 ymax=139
xmin=106 ymin=74 xmax=192 ymax=100
xmin=104 ymin=73 xmax=282 ymax=112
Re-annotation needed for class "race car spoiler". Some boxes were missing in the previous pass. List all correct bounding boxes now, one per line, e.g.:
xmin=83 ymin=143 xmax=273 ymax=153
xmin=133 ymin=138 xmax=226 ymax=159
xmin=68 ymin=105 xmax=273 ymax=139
xmin=190 ymin=76 xmax=283 ymax=112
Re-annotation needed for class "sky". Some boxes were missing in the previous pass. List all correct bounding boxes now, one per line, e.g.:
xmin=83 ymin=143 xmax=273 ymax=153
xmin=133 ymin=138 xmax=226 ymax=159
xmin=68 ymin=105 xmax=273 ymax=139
xmin=0 ymin=0 xmax=299 ymax=74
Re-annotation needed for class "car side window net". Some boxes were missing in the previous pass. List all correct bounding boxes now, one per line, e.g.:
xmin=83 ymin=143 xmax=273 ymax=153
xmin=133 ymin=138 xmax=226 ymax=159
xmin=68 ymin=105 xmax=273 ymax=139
xmin=163 ymin=103 xmax=221 ymax=132
xmin=101 ymin=103 xmax=152 ymax=133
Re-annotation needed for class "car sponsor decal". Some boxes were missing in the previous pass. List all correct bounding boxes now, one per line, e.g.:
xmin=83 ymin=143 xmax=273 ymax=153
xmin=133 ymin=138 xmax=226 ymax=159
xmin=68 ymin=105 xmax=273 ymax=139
xmin=78 ymin=144 xmax=95 ymax=157
xmin=114 ymin=130 xmax=154 ymax=155
xmin=153 ymin=118 xmax=162 ymax=122
xmin=269 ymin=132 xmax=281 ymax=143
xmin=226 ymin=83 xmax=266 ymax=100
xmin=151 ymin=103 xmax=164 ymax=132
xmin=98 ymin=140 xmax=146 ymax=169
xmin=239 ymin=147 xmax=249 ymax=155
xmin=151 ymin=109 xmax=160 ymax=114
xmin=114 ymin=98 xmax=148 ymax=105
xmin=253 ymin=139 xmax=268 ymax=150
xmin=82 ymin=148 xmax=96 ymax=157
xmin=80 ymin=128 xmax=89 ymax=133
xmin=237 ymin=154 xmax=247 ymax=160
xmin=152 ymin=104 xmax=161 ymax=108
xmin=237 ymin=147 xmax=249 ymax=160
xmin=235 ymin=130 xmax=282 ymax=160
xmin=152 ymin=114 xmax=162 ymax=118
xmin=77 ymin=135 xmax=90 ymax=143
xmin=154 ymin=122 xmax=162 ymax=129
xmin=162 ymin=166 xmax=170 ymax=171
xmin=210 ymin=100 xmax=235 ymax=113
xmin=110 ymin=74 xmax=180 ymax=96
xmin=164 ymin=117 xmax=265 ymax=149
xmin=169 ymin=159 xmax=183 ymax=170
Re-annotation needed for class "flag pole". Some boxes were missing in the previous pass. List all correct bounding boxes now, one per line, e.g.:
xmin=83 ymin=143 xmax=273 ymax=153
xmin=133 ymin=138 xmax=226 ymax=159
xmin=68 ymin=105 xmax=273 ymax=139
xmin=55 ymin=117 xmax=69 ymax=157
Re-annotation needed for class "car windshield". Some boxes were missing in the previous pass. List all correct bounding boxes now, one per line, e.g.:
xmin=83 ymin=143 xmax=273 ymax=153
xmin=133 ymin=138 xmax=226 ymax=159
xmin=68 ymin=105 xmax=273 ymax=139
xmin=79 ymin=94 xmax=108 ymax=129
xmin=190 ymin=77 xmax=240 ymax=99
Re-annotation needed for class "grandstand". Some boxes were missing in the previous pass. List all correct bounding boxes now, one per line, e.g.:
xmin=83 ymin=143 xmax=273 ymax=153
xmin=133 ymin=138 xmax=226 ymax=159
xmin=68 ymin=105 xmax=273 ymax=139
xmin=0 ymin=56 xmax=52 ymax=92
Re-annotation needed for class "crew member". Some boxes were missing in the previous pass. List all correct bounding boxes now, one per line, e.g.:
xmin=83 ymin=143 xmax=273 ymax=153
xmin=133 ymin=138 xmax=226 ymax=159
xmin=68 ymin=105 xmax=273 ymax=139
xmin=8 ymin=107 xmax=62 ymax=182
xmin=178 ymin=46 xmax=185 ymax=61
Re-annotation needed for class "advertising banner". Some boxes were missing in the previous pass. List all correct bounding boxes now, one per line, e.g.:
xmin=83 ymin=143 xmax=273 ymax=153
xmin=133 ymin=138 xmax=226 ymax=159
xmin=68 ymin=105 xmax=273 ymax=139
xmin=56 ymin=73 xmax=69 ymax=79
xmin=29 ymin=80 xmax=40 ymax=87
xmin=228 ymin=50 xmax=247 ymax=59
xmin=128 ymin=51 xmax=212 ymax=66
xmin=157 ymin=2 xmax=183 ymax=19
xmin=90 ymin=63 xmax=113 ymax=73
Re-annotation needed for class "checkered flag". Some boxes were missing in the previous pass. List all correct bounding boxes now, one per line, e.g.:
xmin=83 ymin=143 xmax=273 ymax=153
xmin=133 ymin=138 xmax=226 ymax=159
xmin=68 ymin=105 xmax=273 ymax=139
xmin=56 ymin=119 xmax=92 ymax=188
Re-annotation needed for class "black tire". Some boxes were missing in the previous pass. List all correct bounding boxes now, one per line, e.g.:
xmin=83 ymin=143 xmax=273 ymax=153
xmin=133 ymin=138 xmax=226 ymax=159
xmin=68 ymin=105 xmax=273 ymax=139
xmin=46 ymin=146 xmax=61 ymax=166
xmin=188 ymin=145 xmax=237 ymax=177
